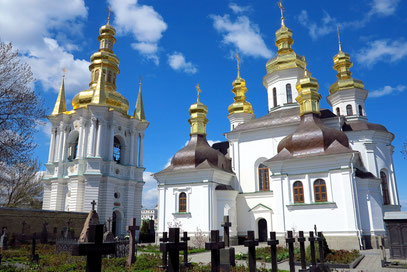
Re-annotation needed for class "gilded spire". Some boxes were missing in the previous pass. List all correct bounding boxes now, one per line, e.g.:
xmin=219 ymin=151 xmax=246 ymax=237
xmin=196 ymin=83 xmax=201 ymax=102
xmin=265 ymin=3 xmax=306 ymax=74
xmin=51 ymin=71 xmax=67 ymax=115
xmin=133 ymin=77 xmax=146 ymax=121
xmin=228 ymin=54 xmax=253 ymax=115
xmin=189 ymin=84 xmax=208 ymax=136
xmin=90 ymin=63 xmax=107 ymax=105
xmin=107 ymin=7 xmax=111 ymax=25
xmin=329 ymin=29 xmax=364 ymax=94
xmin=295 ymin=69 xmax=321 ymax=116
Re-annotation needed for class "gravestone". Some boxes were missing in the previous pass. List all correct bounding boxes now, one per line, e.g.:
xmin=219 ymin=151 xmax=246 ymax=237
xmin=31 ymin=233 xmax=39 ymax=263
xmin=286 ymin=231 xmax=295 ymax=272
xmin=181 ymin=232 xmax=191 ymax=268
xmin=0 ymin=227 xmax=8 ymax=250
xmin=298 ymin=231 xmax=307 ymax=272
xmin=40 ymin=222 xmax=48 ymax=244
xmin=103 ymin=217 xmax=114 ymax=242
xmin=267 ymin=232 xmax=279 ymax=272
xmin=159 ymin=232 xmax=169 ymax=269
xmin=219 ymin=216 xmax=235 ymax=271
xmin=160 ymin=228 xmax=187 ymax=272
xmin=205 ymin=230 xmax=225 ymax=272
xmin=72 ymin=224 xmax=116 ymax=272
xmin=126 ymin=218 xmax=139 ymax=266
xmin=79 ymin=201 xmax=100 ymax=242
xmin=244 ymin=231 xmax=258 ymax=272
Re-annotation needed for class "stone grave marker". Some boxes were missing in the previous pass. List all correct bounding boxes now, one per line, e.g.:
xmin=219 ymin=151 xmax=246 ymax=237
xmin=126 ymin=218 xmax=139 ymax=266
xmin=267 ymin=231 xmax=279 ymax=272
xmin=159 ymin=232 xmax=169 ymax=269
xmin=243 ymin=231 xmax=258 ymax=272
xmin=160 ymin=228 xmax=187 ymax=272
xmin=1 ymin=227 xmax=8 ymax=251
xmin=40 ymin=222 xmax=48 ymax=244
xmin=205 ymin=230 xmax=225 ymax=272
xmin=103 ymin=217 xmax=114 ymax=242
xmin=220 ymin=215 xmax=235 ymax=271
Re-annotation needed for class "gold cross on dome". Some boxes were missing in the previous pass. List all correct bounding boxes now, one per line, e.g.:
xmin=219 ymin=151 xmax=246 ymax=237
xmin=107 ymin=7 xmax=112 ymax=24
xmin=62 ymin=68 xmax=67 ymax=78
xmin=235 ymin=53 xmax=240 ymax=78
xmin=139 ymin=76 xmax=142 ymax=87
xmin=337 ymin=25 xmax=342 ymax=51
xmin=278 ymin=0 xmax=285 ymax=26
xmin=196 ymin=83 xmax=202 ymax=102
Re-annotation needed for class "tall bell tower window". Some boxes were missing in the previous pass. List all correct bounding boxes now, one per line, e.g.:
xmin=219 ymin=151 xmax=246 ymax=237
xmin=258 ymin=163 xmax=269 ymax=191
xmin=273 ymin=88 xmax=277 ymax=108
xmin=381 ymin=171 xmax=390 ymax=205
xmin=67 ymin=135 xmax=79 ymax=162
xmin=113 ymin=136 xmax=122 ymax=164
xmin=286 ymin=84 xmax=292 ymax=103
xmin=358 ymin=105 xmax=363 ymax=116
xmin=346 ymin=104 xmax=353 ymax=116
xmin=336 ymin=107 xmax=340 ymax=116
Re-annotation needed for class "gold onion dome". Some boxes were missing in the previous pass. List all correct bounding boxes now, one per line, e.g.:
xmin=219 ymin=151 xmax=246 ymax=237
xmin=72 ymin=17 xmax=129 ymax=115
xmin=188 ymin=84 xmax=208 ymax=136
xmin=295 ymin=70 xmax=321 ymax=116
xmin=329 ymin=27 xmax=364 ymax=94
xmin=228 ymin=53 xmax=253 ymax=115
xmin=266 ymin=2 xmax=306 ymax=74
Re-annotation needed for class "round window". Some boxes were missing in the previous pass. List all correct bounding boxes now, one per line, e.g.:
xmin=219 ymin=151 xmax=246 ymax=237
xmin=114 ymin=192 xmax=120 ymax=199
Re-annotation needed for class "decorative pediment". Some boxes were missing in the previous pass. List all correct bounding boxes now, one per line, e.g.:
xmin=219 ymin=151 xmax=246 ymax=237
xmin=248 ymin=203 xmax=272 ymax=213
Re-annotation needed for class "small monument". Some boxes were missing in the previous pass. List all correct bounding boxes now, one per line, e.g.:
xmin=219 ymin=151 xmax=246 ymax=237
xmin=0 ymin=227 xmax=8 ymax=250
xmin=103 ymin=217 xmax=114 ymax=242
xmin=219 ymin=216 xmax=235 ymax=271
xmin=79 ymin=200 xmax=99 ymax=242
xmin=126 ymin=218 xmax=140 ymax=266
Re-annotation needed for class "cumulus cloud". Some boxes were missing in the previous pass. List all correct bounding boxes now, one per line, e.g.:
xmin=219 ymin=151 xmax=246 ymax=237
xmin=229 ymin=3 xmax=252 ymax=14
xmin=298 ymin=0 xmax=401 ymax=40
xmin=356 ymin=39 xmax=407 ymax=66
xmin=370 ymin=85 xmax=406 ymax=98
xmin=210 ymin=13 xmax=272 ymax=59
xmin=142 ymin=171 xmax=158 ymax=208
xmin=109 ymin=0 xmax=167 ymax=64
xmin=168 ymin=52 xmax=197 ymax=74
xmin=0 ymin=0 xmax=90 ymax=93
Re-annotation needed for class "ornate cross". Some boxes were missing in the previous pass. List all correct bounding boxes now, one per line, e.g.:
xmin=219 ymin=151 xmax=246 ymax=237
xmin=235 ymin=53 xmax=240 ymax=78
xmin=337 ymin=25 xmax=342 ymax=51
xmin=244 ymin=231 xmax=259 ymax=272
xmin=195 ymin=83 xmax=202 ymax=102
xmin=278 ymin=0 xmax=285 ymax=26
xmin=107 ymin=7 xmax=112 ymax=24
xmin=91 ymin=200 xmax=97 ymax=211
xmin=221 ymin=215 xmax=232 ymax=247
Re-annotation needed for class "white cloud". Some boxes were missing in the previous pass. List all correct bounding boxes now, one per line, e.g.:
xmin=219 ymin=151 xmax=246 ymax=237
xmin=40 ymin=122 xmax=52 ymax=139
xmin=369 ymin=0 xmax=400 ymax=16
xmin=229 ymin=3 xmax=252 ymax=14
xmin=210 ymin=14 xmax=272 ymax=59
xmin=298 ymin=10 xmax=338 ymax=40
xmin=142 ymin=171 xmax=158 ymax=208
xmin=168 ymin=52 xmax=197 ymax=74
xmin=370 ymin=85 xmax=406 ymax=98
xmin=109 ymin=0 xmax=167 ymax=64
xmin=0 ymin=0 xmax=90 ymax=93
xmin=356 ymin=39 xmax=407 ymax=66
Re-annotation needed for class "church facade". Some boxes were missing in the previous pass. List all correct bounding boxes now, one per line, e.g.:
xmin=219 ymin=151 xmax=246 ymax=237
xmin=155 ymin=11 xmax=400 ymax=249
xmin=42 ymin=19 xmax=148 ymax=237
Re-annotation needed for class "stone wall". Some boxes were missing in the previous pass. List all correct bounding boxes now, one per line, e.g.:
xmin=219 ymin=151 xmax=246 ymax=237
xmin=0 ymin=207 xmax=88 ymax=242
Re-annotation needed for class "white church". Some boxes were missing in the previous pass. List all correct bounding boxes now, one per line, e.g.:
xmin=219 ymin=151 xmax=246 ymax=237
xmin=42 ymin=19 xmax=148 ymax=236
xmin=154 ymin=9 xmax=400 ymax=249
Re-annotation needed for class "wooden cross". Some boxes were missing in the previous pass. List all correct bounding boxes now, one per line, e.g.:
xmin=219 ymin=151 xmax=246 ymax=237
xmin=244 ymin=231 xmax=259 ymax=272
xmin=195 ymin=83 xmax=201 ymax=102
xmin=205 ymin=230 xmax=225 ymax=272
xmin=181 ymin=232 xmax=191 ymax=267
xmin=91 ymin=200 xmax=97 ymax=211
xmin=72 ymin=224 xmax=116 ymax=272
xmin=286 ymin=231 xmax=296 ymax=272
xmin=235 ymin=53 xmax=240 ymax=78
xmin=159 ymin=232 xmax=169 ymax=269
xmin=267 ymin=232 xmax=279 ymax=272
xmin=221 ymin=215 xmax=232 ymax=247
xmin=160 ymin=228 xmax=187 ymax=272
xmin=126 ymin=218 xmax=140 ymax=266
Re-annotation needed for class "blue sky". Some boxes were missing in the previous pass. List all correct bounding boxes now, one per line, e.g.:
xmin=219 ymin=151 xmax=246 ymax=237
xmin=1 ymin=0 xmax=406 ymax=209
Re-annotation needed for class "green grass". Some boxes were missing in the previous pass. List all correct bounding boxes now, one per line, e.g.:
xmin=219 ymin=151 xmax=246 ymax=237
xmin=138 ymin=244 xmax=206 ymax=254
xmin=235 ymin=246 xmax=299 ymax=262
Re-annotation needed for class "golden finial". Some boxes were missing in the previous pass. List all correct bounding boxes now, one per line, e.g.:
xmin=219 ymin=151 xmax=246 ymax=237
xmin=139 ymin=76 xmax=142 ymax=88
xmin=278 ymin=0 xmax=285 ymax=26
xmin=62 ymin=68 xmax=67 ymax=78
xmin=337 ymin=25 xmax=342 ymax=52
xmin=235 ymin=53 xmax=241 ymax=78
xmin=107 ymin=7 xmax=112 ymax=24
xmin=196 ymin=83 xmax=202 ymax=102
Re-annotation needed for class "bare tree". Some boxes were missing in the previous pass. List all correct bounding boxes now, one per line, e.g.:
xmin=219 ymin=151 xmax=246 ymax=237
xmin=0 ymin=159 xmax=43 ymax=208
xmin=0 ymin=42 xmax=45 ymax=165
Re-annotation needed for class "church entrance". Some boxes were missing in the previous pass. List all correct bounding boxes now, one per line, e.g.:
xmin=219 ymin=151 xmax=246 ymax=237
xmin=112 ymin=210 xmax=122 ymax=237
xmin=258 ymin=219 xmax=267 ymax=242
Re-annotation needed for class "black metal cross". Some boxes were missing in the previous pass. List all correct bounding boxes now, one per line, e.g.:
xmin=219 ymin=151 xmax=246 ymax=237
xmin=221 ymin=216 xmax=232 ymax=247
xmin=267 ymin=232 xmax=279 ymax=272
xmin=298 ymin=231 xmax=307 ymax=272
xmin=91 ymin=200 xmax=97 ymax=211
xmin=72 ymin=224 xmax=116 ymax=272
xmin=126 ymin=218 xmax=140 ymax=266
xmin=205 ymin=230 xmax=225 ymax=272
xmin=244 ymin=231 xmax=258 ymax=272
xmin=31 ymin=233 xmax=39 ymax=263
xmin=159 ymin=232 xmax=169 ymax=269
xmin=107 ymin=218 xmax=112 ymax=232
xmin=181 ymin=232 xmax=191 ymax=268
xmin=286 ymin=231 xmax=296 ymax=272
xmin=308 ymin=231 xmax=317 ymax=268
xmin=160 ymin=228 xmax=187 ymax=272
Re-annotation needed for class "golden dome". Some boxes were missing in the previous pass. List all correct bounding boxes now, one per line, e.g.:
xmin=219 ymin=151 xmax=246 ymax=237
xmin=189 ymin=84 xmax=208 ymax=136
xmin=296 ymin=70 xmax=321 ymax=116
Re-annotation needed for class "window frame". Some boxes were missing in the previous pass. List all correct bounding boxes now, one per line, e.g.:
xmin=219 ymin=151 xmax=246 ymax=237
xmin=179 ymin=192 xmax=187 ymax=212
xmin=358 ymin=105 xmax=363 ymax=116
xmin=293 ymin=181 xmax=304 ymax=203
xmin=258 ymin=163 xmax=270 ymax=191
xmin=346 ymin=104 xmax=353 ymax=116
xmin=272 ymin=88 xmax=277 ymax=108
xmin=380 ymin=171 xmax=391 ymax=205
xmin=286 ymin=84 xmax=293 ymax=103
xmin=313 ymin=179 xmax=327 ymax=202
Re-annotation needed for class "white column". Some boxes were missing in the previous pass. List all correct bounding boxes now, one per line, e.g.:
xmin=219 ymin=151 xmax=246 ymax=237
xmin=134 ymin=131 xmax=139 ymax=166
xmin=129 ymin=130 xmax=135 ymax=165
xmin=108 ymin=124 xmax=115 ymax=161
xmin=77 ymin=119 xmax=85 ymax=159
xmin=138 ymin=132 xmax=144 ymax=167
xmin=48 ymin=128 xmax=56 ymax=162
xmin=56 ymin=124 xmax=64 ymax=162
xmin=60 ymin=126 xmax=68 ymax=162
xmin=87 ymin=117 xmax=97 ymax=157
xmin=95 ymin=121 xmax=104 ymax=158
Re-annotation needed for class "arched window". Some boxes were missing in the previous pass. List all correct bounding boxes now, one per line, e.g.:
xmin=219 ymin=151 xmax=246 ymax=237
xmin=336 ymin=107 xmax=340 ymax=116
xmin=113 ymin=136 xmax=122 ymax=164
xmin=273 ymin=88 xmax=277 ymax=108
xmin=314 ymin=179 xmax=327 ymax=202
xmin=258 ymin=163 xmax=270 ymax=191
xmin=293 ymin=181 xmax=304 ymax=203
xmin=380 ymin=171 xmax=390 ymax=205
xmin=179 ymin=192 xmax=187 ymax=212
xmin=346 ymin=104 xmax=353 ymax=116
xmin=67 ymin=134 xmax=79 ymax=161
xmin=94 ymin=69 xmax=99 ymax=81
xmin=358 ymin=105 xmax=363 ymax=116
xmin=286 ymin=84 xmax=292 ymax=103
